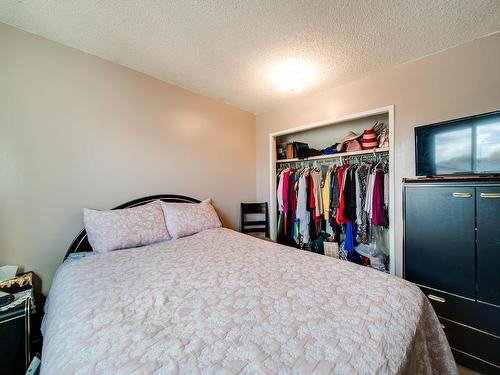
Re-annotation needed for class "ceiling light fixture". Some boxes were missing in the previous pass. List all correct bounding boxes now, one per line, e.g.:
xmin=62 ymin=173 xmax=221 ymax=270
xmin=272 ymin=59 xmax=314 ymax=93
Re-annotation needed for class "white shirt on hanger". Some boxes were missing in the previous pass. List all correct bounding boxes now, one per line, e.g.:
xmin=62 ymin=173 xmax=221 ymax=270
xmin=296 ymin=170 xmax=310 ymax=244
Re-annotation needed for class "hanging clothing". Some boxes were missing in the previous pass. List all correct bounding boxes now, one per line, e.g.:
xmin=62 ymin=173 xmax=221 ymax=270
xmin=288 ymin=171 xmax=297 ymax=238
xmin=276 ymin=170 xmax=285 ymax=240
xmin=310 ymin=168 xmax=323 ymax=237
xmin=308 ymin=170 xmax=316 ymax=220
xmin=355 ymin=164 xmax=370 ymax=245
xmin=311 ymin=168 xmax=323 ymax=220
xmin=355 ymin=169 xmax=362 ymax=225
xmin=343 ymin=166 xmax=357 ymax=221
xmin=292 ymin=173 xmax=300 ymax=244
xmin=296 ymin=171 xmax=309 ymax=245
xmin=276 ymin=156 xmax=389 ymax=273
xmin=384 ymin=172 xmax=389 ymax=209
xmin=329 ymin=167 xmax=339 ymax=225
xmin=322 ymin=169 xmax=331 ymax=220
xmin=336 ymin=166 xmax=347 ymax=224
xmin=281 ymin=170 xmax=290 ymax=235
xmin=364 ymin=167 xmax=375 ymax=217
xmin=372 ymin=169 xmax=389 ymax=227
xmin=277 ymin=170 xmax=285 ymax=213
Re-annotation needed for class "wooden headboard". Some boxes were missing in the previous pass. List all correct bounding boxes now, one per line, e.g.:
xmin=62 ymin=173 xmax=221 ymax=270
xmin=64 ymin=194 xmax=200 ymax=260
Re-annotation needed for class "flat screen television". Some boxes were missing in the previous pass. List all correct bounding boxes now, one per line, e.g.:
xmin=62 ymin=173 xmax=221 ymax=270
xmin=415 ymin=110 xmax=500 ymax=177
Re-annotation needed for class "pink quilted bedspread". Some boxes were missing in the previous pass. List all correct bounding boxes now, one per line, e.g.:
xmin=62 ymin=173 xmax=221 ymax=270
xmin=42 ymin=228 xmax=457 ymax=374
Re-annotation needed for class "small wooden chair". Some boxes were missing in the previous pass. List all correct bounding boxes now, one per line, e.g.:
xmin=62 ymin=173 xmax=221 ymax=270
xmin=240 ymin=202 xmax=269 ymax=238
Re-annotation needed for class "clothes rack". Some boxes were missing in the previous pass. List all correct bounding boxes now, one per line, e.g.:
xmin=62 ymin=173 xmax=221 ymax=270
xmin=276 ymin=149 xmax=390 ymax=272
xmin=278 ymin=152 xmax=388 ymax=169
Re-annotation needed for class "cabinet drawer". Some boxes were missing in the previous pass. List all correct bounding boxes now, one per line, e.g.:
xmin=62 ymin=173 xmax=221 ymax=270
xmin=419 ymin=285 xmax=500 ymax=336
xmin=440 ymin=317 xmax=500 ymax=369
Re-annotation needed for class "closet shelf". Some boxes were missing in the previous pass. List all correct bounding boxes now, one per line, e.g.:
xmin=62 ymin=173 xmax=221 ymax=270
xmin=276 ymin=147 xmax=389 ymax=164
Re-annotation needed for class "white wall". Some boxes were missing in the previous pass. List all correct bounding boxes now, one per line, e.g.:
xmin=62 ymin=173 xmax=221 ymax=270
xmin=0 ymin=23 xmax=256 ymax=294
xmin=256 ymin=32 xmax=500 ymax=277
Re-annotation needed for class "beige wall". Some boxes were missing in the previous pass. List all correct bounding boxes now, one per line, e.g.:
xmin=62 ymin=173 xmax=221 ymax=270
xmin=256 ymin=32 xmax=500 ymax=276
xmin=2 ymin=21 xmax=499 ymax=294
xmin=0 ymin=23 xmax=256 ymax=294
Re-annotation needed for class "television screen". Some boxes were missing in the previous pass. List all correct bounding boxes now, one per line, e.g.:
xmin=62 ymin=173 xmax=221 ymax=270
xmin=415 ymin=110 xmax=500 ymax=176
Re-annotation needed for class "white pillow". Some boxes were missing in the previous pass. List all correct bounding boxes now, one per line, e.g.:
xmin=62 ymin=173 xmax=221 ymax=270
xmin=160 ymin=199 xmax=222 ymax=239
xmin=83 ymin=200 xmax=169 ymax=253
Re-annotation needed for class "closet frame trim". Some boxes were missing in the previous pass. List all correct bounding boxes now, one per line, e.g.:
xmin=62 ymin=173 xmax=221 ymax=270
xmin=268 ymin=105 xmax=395 ymax=275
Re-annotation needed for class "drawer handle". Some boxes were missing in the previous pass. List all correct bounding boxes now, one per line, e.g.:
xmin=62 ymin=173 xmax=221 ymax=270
xmin=480 ymin=193 xmax=500 ymax=199
xmin=428 ymin=294 xmax=446 ymax=303
xmin=452 ymin=192 xmax=472 ymax=198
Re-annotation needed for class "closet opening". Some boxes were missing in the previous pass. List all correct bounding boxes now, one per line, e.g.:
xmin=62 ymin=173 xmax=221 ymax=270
xmin=269 ymin=106 xmax=395 ymax=274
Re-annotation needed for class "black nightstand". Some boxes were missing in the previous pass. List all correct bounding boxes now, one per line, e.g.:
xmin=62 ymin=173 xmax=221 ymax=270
xmin=0 ymin=272 xmax=36 ymax=375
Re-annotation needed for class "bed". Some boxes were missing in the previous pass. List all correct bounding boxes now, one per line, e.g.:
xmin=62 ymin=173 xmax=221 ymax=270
xmin=41 ymin=195 xmax=457 ymax=374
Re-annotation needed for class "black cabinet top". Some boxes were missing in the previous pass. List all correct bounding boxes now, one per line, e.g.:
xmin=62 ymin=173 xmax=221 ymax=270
xmin=403 ymin=176 xmax=500 ymax=186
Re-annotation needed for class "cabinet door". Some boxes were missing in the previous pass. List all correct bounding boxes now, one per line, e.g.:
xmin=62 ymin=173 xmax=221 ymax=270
xmin=404 ymin=186 xmax=475 ymax=298
xmin=476 ymin=187 xmax=500 ymax=307
xmin=0 ymin=311 xmax=28 ymax=375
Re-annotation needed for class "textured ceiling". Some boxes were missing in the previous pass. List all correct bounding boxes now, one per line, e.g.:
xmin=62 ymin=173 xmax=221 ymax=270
xmin=1 ymin=1 xmax=500 ymax=113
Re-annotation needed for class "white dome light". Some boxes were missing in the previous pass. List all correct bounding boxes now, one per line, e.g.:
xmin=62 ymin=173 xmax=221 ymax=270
xmin=272 ymin=59 xmax=314 ymax=93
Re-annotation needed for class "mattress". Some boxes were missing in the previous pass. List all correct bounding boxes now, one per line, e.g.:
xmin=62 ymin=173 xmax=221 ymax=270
xmin=41 ymin=228 xmax=457 ymax=374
